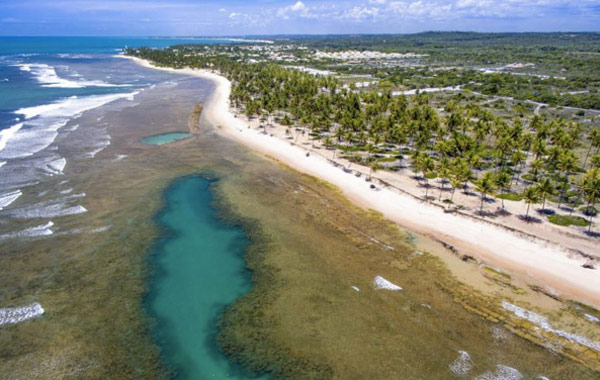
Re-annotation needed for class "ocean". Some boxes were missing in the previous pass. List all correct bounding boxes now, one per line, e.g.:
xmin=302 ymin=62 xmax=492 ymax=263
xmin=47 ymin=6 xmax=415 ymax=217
xmin=0 ymin=36 xmax=265 ymax=378
xmin=0 ymin=37 xmax=233 ymax=235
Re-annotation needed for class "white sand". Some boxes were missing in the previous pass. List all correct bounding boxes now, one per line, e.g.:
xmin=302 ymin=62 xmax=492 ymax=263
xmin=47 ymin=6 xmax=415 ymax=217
xmin=123 ymin=56 xmax=600 ymax=308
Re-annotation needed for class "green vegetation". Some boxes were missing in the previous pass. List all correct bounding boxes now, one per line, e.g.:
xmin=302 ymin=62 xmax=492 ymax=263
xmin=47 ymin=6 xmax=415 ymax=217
xmin=497 ymin=192 xmax=523 ymax=201
xmin=127 ymin=33 xmax=600 ymax=232
xmin=548 ymin=214 xmax=590 ymax=227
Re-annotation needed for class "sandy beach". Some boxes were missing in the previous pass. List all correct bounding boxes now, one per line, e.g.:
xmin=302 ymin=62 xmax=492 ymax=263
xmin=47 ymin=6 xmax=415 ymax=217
xmin=122 ymin=55 xmax=600 ymax=308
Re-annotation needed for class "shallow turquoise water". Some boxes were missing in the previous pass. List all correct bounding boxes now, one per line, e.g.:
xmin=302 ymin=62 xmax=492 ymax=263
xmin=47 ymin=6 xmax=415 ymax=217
xmin=147 ymin=176 xmax=259 ymax=379
xmin=141 ymin=132 xmax=192 ymax=146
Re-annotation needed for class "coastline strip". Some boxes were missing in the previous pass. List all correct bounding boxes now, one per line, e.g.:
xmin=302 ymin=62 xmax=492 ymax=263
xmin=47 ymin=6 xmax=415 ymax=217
xmin=121 ymin=55 xmax=600 ymax=308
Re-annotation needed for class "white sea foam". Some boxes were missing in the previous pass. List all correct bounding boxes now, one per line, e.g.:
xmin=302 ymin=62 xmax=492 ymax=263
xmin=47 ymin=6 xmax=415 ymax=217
xmin=15 ymin=92 xmax=135 ymax=120
xmin=1 ymin=92 xmax=139 ymax=159
xmin=56 ymin=53 xmax=93 ymax=59
xmin=2 ymin=194 xmax=87 ymax=219
xmin=44 ymin=157 xmax=66 ymax=175
xmin=449 ymin=351 xmax=473 ymax=377
xmin=373 ymin=276 xmax=402 ymax=291
xmin=55 ymin=225 xmax=111 ymax=236
xmin=87 ymin=140 xmax=110 ymax=158
xmin=0 ymin=221 xmax=54 ymax=240
xmin=502 ymin=301 xmax=600 ymax=352
xmin=59 ymin=188 xmax=73 ymax=195
xmin=474 ymin=365 xmax=522 ymax=380
xmin=18 ymin=63 xmax=131 ymax=88
xmin=584 ymin=313 xmax=600 ymax=323
xmin=0 ymin=302 xmax=44 ymax=326
xmin=0 ymin=123 xmax=24 ymax=151
xmin=0 ymin=161 xmax=5 ymax=168
xmin=8 ymin=204 xmax=87 ymax=219
xmin=1 ymin=78 xmax=8 ymax=82
xmin=113 ymin=154 xmax=128 ymax=162
xmin=0 ymin=190 xmax=22 ymax=210
xmin=64 ymin=124 xmax=79 ymax=132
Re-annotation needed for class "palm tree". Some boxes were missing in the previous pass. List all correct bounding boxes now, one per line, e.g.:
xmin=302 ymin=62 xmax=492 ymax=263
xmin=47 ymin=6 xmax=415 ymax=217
xmin=494 ymin=170 xmax=511 ymax=209
xmin=511 ymin=150 xmax=526 ymax=184
xmin=523 ymin=186 xmax=541 ymax=220
xmin=557 ymin=150 xmax=577 ymax=207
xmin=452 ymin=158 xmax=472 ymax=193
xmin=369 ymin=162 xmax=383 ymax=181
xmin=530 ymin=159 xmax=544 ymax=181
xmin=469 ymin=154 xmax=483 ymax=179
xmin=583 ymin=128 xmax=600 ymax=169
xmin=366 ymin=143 xmax=376 ymax=163
xmin=416 ymin=154 xmax=435 ymax=199
xmin=437 ymin=158 xmax=451 ymax=201
xmin=591 ymin=153 xmax=600 ymax=169
xmin=536 ymin=177 xmax=556 ymax=212
xmin=474 ymin=172 xmax=496 ymax=215
xmin=555 ymin=179 xmax=571 ymax=210
xmin=582 ymin=168 xmax=600 ymax=232
xmin=449 ymin=177 xmax=462 ymax=206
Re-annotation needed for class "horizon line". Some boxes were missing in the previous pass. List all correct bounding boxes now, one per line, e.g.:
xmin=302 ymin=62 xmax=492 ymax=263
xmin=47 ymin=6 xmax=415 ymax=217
xmin=2 ymin=31 xmax=600 ymax=38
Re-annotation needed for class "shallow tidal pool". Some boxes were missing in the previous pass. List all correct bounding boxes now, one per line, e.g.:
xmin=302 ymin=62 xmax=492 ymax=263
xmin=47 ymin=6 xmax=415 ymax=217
xmin=146 ymin=175 xmax=262 ymax=379
xmin=141 ymin=132 xmax=192 ymax=146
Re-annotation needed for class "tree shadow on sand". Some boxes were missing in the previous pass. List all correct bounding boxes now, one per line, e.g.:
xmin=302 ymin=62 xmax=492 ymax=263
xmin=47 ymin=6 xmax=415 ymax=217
xmin=518 ymin=215 xmax=543 ymax=223
xmin=493 ymin=208 xmax=512 ymax=217
xmin=536 ymin=208 xmax=555 ymax=216
xmin=476 ymin=209 xmax=499 ymax=218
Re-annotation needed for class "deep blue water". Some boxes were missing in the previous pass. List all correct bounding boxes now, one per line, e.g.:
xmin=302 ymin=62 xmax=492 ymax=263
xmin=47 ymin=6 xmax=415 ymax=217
xmin=0 ymin=37 xmax=233 ymax=133
xmin=0 ymin=37 xmax=235 ymax=56
xmin=0 ymin=36 xmax=238 ymax=234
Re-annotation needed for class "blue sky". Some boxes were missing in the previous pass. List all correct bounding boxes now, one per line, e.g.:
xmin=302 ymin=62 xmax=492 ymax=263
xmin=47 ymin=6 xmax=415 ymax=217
xmin=0 ymin=0 xmax=599 ymax=36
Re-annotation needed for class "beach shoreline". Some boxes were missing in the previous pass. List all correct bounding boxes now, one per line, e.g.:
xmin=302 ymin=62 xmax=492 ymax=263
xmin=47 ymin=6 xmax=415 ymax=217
xmin=120 ymin=55 xmax=600 ymax=308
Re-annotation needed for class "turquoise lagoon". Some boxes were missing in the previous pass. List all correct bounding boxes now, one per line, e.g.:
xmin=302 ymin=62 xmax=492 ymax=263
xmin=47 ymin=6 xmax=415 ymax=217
xmin=147 ymin=176 xmax=260 ymax=379
xmin=141 ymin=133 xmax=193 ymax=146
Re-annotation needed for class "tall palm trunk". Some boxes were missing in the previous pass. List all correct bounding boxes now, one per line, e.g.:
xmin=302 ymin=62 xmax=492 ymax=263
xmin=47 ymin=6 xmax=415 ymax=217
xmin=542 ymin=195 xmax=547 ymax=211
xmin=583 ymin=143 xmax=594 ymax=169
xmin=587 ymin=200 xmax=594 ymax=232
xmin=480 ymin=193 xmax=485 ymax=213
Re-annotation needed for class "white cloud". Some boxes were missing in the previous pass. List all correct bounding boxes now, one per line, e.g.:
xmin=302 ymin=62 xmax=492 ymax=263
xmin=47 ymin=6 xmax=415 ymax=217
xmin=291 ymin=1 xmax=306 ymax=12
xmin=4 ymin=0 xmax=598 ymax=33
xmin=341 ymin=6 xmax=380 ymax=20
xmin=277 ymin=1 xmax=316 ymax=19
